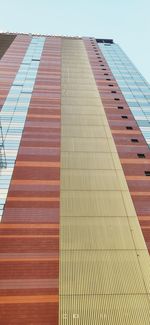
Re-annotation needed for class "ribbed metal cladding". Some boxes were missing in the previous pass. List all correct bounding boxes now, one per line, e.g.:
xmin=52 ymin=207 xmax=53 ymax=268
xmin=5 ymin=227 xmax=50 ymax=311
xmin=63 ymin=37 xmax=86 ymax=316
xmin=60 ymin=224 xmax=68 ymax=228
xmin=59 ymin=39 xmax=150 ymax=324
xmin=0 ymin=36 xmax=61 ymax=325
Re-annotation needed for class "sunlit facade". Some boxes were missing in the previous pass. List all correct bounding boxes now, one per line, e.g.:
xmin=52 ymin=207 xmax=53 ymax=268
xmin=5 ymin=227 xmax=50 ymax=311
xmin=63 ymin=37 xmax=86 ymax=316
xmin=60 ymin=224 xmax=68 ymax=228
xmin=0 ymin=33 xmax=150 ymax=324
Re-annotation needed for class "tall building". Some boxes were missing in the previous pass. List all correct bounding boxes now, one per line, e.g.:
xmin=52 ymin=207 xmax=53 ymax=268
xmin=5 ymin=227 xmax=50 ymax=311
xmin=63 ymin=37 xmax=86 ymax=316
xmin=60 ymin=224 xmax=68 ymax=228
xmin=0 ymin=33 xmax=150 ymax=324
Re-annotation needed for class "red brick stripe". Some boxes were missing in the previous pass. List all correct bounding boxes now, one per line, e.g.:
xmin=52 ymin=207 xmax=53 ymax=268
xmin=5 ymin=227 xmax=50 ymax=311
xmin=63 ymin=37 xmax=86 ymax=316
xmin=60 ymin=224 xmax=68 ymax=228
xmin=1 ymin=36 xmax=62 ymax=325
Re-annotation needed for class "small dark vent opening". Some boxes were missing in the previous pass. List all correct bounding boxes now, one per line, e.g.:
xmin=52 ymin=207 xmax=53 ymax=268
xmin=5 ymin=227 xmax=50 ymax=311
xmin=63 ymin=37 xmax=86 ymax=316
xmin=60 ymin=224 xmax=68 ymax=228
xmin=131 ymin=139 xmax=139 ymax=143
xmin=137 ymin=153 xmax=145 ymax=158
xmin=145 ymin=171 xmax=150 ymax=176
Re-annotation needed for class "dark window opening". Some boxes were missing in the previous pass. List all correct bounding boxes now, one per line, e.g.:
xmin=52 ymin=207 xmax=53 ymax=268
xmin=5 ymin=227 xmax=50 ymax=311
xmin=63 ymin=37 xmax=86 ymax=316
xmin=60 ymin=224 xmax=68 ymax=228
xmin=122 ymin=116 xmax=128 ymax=119
xmin=137 ymin=153 xmax=145 ymax=158
xmin=126 ymin=126 xmax=133 ymax=130
xmin=109 ymin=84 xmax=114 ymax=87
xmin=118 ymin=106 xmax=124 ymax=109
xmin=111 ymin=91 xmax=117 ymax=93
xmin=145 ymin=171 xmax=150 ymax=176
xmin=114 ymin=98 xmax=120 ymax=101
xmin=131 ymin=139 xmax=139 ymax=143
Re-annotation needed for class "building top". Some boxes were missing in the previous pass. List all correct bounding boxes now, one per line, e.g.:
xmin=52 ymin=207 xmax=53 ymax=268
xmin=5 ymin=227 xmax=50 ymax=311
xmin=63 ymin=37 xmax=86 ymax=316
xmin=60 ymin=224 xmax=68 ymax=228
xmin=0 ymin=31 xmax=114 ymax=43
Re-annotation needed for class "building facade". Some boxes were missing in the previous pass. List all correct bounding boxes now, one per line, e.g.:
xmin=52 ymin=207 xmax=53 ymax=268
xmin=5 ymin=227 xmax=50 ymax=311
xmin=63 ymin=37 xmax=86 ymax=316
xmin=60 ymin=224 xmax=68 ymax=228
xmin=0 ymin=33 xmax=150 ymax=324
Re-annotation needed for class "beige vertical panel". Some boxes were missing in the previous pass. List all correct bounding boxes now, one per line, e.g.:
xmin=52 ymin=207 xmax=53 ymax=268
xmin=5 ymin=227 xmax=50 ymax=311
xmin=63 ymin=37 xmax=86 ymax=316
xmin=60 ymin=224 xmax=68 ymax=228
xmin=61 ymin=114 xmax=108 ymax=126
xmin=61 ymin=137 xmax=110 ymax=152
xmin=61 ymin=217 xmax=135 ymax=250
xmin=61 ymin=169 xmax=128 ymax=191
xmin=61 ymin=125 xmax=106 ymax=137
xmin=128 ymin=218 xmax=147 ymax=249
xmin=61 ymin=104 xmax=104 ymax=115
xmin=61 ymin=191 xmax=127 ymax=217
xmin=61 ymin=152 xmax=115 ymax=169
xmin=60 ymin=250 xmax=146 ymax=294
xmin=137 ymin=250 xmax=150 ymax=292
xmin=59 ymin=39 xmax=150 ymax=324
xmin=60 ymin=295 xmax=150 ymax=325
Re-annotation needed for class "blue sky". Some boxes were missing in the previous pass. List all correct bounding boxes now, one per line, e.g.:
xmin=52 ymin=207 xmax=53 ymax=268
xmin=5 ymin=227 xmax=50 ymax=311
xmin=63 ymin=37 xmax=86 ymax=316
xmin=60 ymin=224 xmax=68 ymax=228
xmin=0 ymin=0 xmax=150 ymax=82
